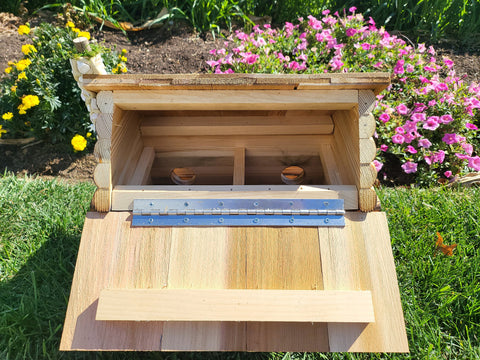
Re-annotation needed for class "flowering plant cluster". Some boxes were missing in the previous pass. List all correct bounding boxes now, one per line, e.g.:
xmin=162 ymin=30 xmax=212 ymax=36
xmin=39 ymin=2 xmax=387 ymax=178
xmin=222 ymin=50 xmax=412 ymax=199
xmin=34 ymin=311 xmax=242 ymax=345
xmin=0 ymin=22 xmax=127 ymax=152
xmin=207 ymin=9 xmax=480 ymax=185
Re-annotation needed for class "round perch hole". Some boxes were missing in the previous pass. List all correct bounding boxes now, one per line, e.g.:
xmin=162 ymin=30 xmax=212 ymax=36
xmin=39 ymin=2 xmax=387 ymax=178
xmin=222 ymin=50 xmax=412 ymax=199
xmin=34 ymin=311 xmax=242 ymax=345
xmin=170 ymin=167 xmax=196 ymax=185
xmin=281 ymin=166 xmax=305 ymax=185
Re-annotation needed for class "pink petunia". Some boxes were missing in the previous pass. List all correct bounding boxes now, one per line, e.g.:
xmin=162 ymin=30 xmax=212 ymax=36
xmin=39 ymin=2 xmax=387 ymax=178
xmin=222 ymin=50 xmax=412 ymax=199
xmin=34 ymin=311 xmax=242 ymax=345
xmin=444 ymin=170 xmax=452 ymax=178
xmin=380 ymin=144 xmax=388 ymax=152
xmin=442 ymin=133 xmax=461 ymax=145
xmin=462 ymin=143 xmax=474 ymax=155
xmin=433 ymin=150 xmax=446 ymax=164
xmin=373 ymin=160 xmax=383 ymax=172
xmin=395 ymin=127 xmax=405 ymax=134
xmin=396 ymin=103 xmax=409 ymax=115
xmin=466 ymin=123 xmax=478 ymax=130
xmin=468 ymin=156 xmax=480 ymax=171
xmin=439 ymin=114 xmax=454 ymax=124
xmin=410 ymin=112 xmax=426 ymax=122
xmin=455 ymin=153 xmax=470 ymax=160
xmin=393 ymin=59 xmax=405 ymax=75
xmin=401 ymin=161 xmax=418 ymax=174
xmin=423 ymin=117 xmax=440 ymax=130
xmin=392 ymin=134 xmax=405 ymax=144
xmin=403 ymin=120 xmax=417 ymax=132
xmin=404 ymin=133 xmax=416 ymax=143
xmin=406 ymin=145 xmax=417 ymax=154
xmin=349 ymin=6 xmax=357 ymax=12
xmin=379 ymin=113 xmax=390 ymax=123
xmin=346 ymin=28 xmax=357 ymax=37
xmin=418 ymin=138 xmax=432 ymax=148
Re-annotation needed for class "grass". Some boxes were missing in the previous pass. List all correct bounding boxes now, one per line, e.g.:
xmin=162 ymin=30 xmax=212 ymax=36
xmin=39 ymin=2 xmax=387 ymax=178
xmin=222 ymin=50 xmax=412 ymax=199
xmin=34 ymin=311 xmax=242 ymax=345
xmin=0 ymin=174 xmax=479 ymax=359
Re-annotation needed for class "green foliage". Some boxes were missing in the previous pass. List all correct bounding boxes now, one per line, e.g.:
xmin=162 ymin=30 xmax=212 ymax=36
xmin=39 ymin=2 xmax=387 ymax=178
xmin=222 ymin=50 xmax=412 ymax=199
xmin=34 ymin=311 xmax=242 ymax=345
xmin=0 ymin=22 xmax=125 ymax=148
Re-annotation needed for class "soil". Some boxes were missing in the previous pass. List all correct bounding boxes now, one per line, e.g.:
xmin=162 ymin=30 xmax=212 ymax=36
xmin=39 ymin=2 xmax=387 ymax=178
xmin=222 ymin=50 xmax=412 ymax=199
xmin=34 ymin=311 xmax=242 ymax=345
xmin=1 ymin=11 xmax=480 ymax=183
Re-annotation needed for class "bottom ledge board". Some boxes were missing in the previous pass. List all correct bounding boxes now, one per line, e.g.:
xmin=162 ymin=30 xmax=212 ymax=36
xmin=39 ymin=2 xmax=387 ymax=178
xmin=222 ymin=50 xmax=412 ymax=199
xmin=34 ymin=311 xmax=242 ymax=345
xmin=96 ymin=289 xmax=374 ymax=322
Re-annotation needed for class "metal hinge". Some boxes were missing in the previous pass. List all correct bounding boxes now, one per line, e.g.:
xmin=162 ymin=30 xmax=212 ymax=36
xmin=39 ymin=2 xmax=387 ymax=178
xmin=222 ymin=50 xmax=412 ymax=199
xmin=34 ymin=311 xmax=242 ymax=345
xmin=132 ymin=199 xmax=345 ymax=227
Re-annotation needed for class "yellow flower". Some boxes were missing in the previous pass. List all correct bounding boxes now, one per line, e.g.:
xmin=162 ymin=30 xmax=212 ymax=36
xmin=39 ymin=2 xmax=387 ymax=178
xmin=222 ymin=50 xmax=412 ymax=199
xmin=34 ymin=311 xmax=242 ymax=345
xmin=86 ymin=132 xmax=92 ymax=138
xmin=0 ymin=125 xmax=7 ymax=137
xmin=121 ymin=48 xmax=127 ymax=54
xmin=22 ymin=95 xmax=40 ymax=109
xmin=17 ymin=72 xmax=27 ymax=80
xmin=4 ymin=67 xmax=12 ymax=74
xmin=66 ymin=21 xmax=75 ymax=28
xmin=121 ymin=66 xmax=127 ymax=73
xmin=71 ymin=134 xmax=87 ymax=151
xmin=36 ymin=78 xmax=41 ymax=85
xmin=112 ymin=67 xmax=119 ymax=74
xmin=77 ymin=31 xmax=91 ymax=40
xmin=21 ymin=44 xmax=37 ymax=55
xmin=15 ymin=59 xmax=31 ymax=71
xmin=11 ymin=85 xmax=17 ymax=92
xmin=2 ymin=112 xmax=13 ymax=120
xmin=18 ymin=24 xmax=30 ymax=35
xmin=72 ymin=28 xmax=80 ymax=33
xmin=18 ymin=104 xmax=26 ymax=114
xmin=120 ymin=56 xmax=127 ymax=62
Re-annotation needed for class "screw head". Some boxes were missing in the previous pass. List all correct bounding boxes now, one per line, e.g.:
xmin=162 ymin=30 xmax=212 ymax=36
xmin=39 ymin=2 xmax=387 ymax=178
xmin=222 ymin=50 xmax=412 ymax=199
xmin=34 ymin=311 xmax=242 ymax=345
xmin=253 ymin=201 xmax=259 ymax=207
xmin=184 ymin=202 xmax=189 ymax=207
xmin=218 ymin=201 xmax=224 ymax=207
xmin=324 ymin=218 xmax=330 ymax=224
xmin=253 ymin=218 xmax=259 ymax=223
xmin=218 ymin=217 xmax=224 ymax=223
xmin=323 ymin=201 xmax=329 ymax=207
xmin=289 ymin=218 xmax=295 ymax=223
xmin=148 ymin=218 xmax=154 ymax=223
xmin=183 ymin=218 xmax=189 ymax=223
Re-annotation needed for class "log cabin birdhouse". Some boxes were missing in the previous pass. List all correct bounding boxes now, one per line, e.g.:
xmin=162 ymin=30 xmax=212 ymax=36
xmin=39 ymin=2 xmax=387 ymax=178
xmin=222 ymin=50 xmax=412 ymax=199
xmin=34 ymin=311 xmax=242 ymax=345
xmin=61 ymin=43 xmax=408 ymax=353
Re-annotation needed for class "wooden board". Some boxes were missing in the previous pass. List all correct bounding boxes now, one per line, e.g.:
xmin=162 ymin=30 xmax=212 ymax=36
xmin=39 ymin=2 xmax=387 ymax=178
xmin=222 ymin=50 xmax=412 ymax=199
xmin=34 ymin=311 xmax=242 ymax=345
xmin=61 ymin=211 xmax=408 ymax=352
xmin=81 ymin=73 xmax=390 ymax=93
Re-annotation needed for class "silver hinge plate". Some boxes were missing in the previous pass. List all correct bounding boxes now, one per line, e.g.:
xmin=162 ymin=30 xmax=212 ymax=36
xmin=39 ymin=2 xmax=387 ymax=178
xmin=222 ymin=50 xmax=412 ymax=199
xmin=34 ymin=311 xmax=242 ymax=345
xmin=132 ymin=199 xmax=345 ymax=227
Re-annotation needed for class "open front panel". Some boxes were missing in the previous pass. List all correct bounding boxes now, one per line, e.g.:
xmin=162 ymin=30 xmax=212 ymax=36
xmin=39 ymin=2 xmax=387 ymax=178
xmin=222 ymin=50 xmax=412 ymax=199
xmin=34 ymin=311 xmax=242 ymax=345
xmin=60 ymin=211 xmax=408 ymax=352
xmin=108 ymin=102 xmax=377 ymax=211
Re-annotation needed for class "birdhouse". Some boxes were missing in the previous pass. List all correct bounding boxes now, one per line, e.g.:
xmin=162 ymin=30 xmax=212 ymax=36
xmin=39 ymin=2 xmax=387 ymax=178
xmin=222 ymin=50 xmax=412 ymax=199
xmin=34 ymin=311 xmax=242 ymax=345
xmin=61 ymin=54 xmax=408 ymax=352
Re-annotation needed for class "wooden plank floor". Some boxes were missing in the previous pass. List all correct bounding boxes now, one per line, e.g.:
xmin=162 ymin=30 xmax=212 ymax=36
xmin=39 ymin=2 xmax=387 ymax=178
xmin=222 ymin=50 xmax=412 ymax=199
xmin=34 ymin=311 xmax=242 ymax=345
xmin=60 ymin=212 xmax=408 ymax=352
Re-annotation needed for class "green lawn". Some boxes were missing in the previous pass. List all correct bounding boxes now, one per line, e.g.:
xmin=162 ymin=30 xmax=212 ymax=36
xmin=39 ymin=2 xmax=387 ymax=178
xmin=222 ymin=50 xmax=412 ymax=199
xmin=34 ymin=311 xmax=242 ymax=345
xmin=0 ymin=175 xmax=479 ymax=359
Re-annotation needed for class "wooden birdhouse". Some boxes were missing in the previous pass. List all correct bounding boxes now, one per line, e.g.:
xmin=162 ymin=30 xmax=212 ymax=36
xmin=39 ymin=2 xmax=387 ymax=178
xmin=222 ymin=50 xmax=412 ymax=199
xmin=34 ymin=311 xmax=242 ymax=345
xmin=61 ymin=45 xmax=408 ymax=352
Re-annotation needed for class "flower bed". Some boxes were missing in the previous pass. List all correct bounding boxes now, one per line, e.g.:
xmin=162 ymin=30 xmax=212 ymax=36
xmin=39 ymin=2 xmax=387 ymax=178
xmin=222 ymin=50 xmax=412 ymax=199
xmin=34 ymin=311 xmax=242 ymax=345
xmin=207 ymin=8 xmax=480 ymax=185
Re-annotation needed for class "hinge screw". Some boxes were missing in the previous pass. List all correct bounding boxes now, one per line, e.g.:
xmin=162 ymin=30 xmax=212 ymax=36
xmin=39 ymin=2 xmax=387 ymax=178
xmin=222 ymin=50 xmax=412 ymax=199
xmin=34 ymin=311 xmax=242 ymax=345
xmin=218 ymin=217 xmax=224 ymax=223
xmin=183 ymin=218 xmax=189 ymax=223
xmin=324 ymin=218 xmax=330 ymax=224
xmin=148 ymin=218 xmax=154 ymax=224
xmin=323 ymin=201 xmax=329 ymax=207
xmin=253 ymin=218 xmax=259 ymax=223
xmin=289 ymin=218 xmax=295 ymax=223
xmin=184 ymin=202 xmax=189 ymax=207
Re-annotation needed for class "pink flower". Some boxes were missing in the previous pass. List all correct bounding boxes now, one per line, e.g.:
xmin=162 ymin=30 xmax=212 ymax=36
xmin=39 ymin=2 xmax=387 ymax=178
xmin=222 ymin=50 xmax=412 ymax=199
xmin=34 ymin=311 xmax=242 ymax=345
xmin=395 ymin=126 xmax=405 ymax=134
xmin=418 ymin=138 xmax=432 ymax=148
xmin=396 ymin=103 xmax=409 ymax=115
xmin=414 ymin=103 xmax=427 ymax=112
xmin=444 ymin=170 xmax=452 ymax=178
xmin=439 ymin=114 xmax=454 ymax=124
xmin=410 ymin=112 xmax=426 ymax=122
xmin=380 ymin=144 xmax=388 ymax=152
xmin=468 ymin=156 xmax=480 ymax=171
xmin=466 ymin=123 xmax=478 ymax=130
xmin=346 ymin=28 xmax=357 ymax=37
xmin=406 ymin=64 xmax=415 ymax=72
xmin=423 ymin=117 xmax=439 ymax=130
xmin=379 ymin=113 xmax=390 ymax=123
xmin=401 ymin=161 xmax=418 ymax=174
xmin=206 ymin=60 xmax=220 ymax=67
xmin=392 ymin=134 xmax=405 ymax=144
xmin=394 ymin=59 xmax=405 ymax=74
xmin=434 ymin=82 xmax=448 ymax=92
xmin=462 ymin=143 xmax=474 ymax=155
xmin=403 ymin=120 xmax=417 ymax=132
xmin=404 ymin=133 xmax=416 ymax=143
xmin=456 ymin=153 xmax=470 ymax=160
xmin=373 ymin=160 xmax=383 ymax=172
xmin=349 ymin=6 xmax=357 ymax=12
xmin=442 ymin=133 xmax=460 ymax=145
xmin=307 ymin=15 xmax=323 ymax=30
xmin=433 ymin=150 xmax=445 ymax=163
xmin=443 ymin=57 xmax=454 ymax=69
xmin=428 ymin=100 xmax=437 ymax=107
xmin=406 ymin=145 xmax=417 ymax=154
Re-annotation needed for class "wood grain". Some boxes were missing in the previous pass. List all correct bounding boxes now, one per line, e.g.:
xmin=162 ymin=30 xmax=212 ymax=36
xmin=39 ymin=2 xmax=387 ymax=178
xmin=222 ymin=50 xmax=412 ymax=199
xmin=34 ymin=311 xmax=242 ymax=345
xmin=96 ymin=289 xmax=374 ymax=322
xmin=113 ymin=90 xmax=358 ymax=111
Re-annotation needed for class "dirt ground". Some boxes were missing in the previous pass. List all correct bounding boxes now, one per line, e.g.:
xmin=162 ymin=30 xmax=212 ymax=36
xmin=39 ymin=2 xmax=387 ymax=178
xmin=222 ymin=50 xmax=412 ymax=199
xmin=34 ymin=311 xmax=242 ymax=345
xmin=1 ymin=11 xmax=480 ymax=183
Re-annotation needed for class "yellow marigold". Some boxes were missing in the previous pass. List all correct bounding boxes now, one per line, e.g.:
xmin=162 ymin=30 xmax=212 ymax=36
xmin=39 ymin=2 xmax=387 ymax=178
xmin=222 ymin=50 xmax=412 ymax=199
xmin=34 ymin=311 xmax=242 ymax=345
xmin=5 ymin=67 xmax=12 ymax=74
xmin=77 ymin=31 xmax=91 ymax=40
xmin=15 ymin=59 xmax=31 ymax=71
xmin=71 ymin=134 xmax=87 ymax=152
xmin=22 ymin=44 xmax=37 ymax=55
xmin=8 ymin=61 xmax=14 ymax=66
xmin=22 ymin=94 xmax=40 ymax=109
xmin=121 ymin=66 xmax=127 ymax=73
xmin=66 ymin=21 xmax=75 ymax=28
xmin=11 ymin=85 xmax=17 ymax=92
xmin=17 ymin=104 xmax=26 ymax=114
xmin=72 ymin=28 xmax=80 ymax=33
xmin=120 ymin=56 xmax=127 ymax=62
xmin=18 ymin=24 xmax=30 ymax=35
xmin=2 ymin=112 xmax=13 ymax=120
xmin=17 ymin=72 xmax=27 ymax=80
xmin=0 ymin=125 xmax=7 ymax=137
xmin=86 ymin=132 xmax=92 ymax=138
xmin=121 ymin=48 xmax=127 ymax=54
xmin=112 ymin=67 xmax=119 ymax=74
